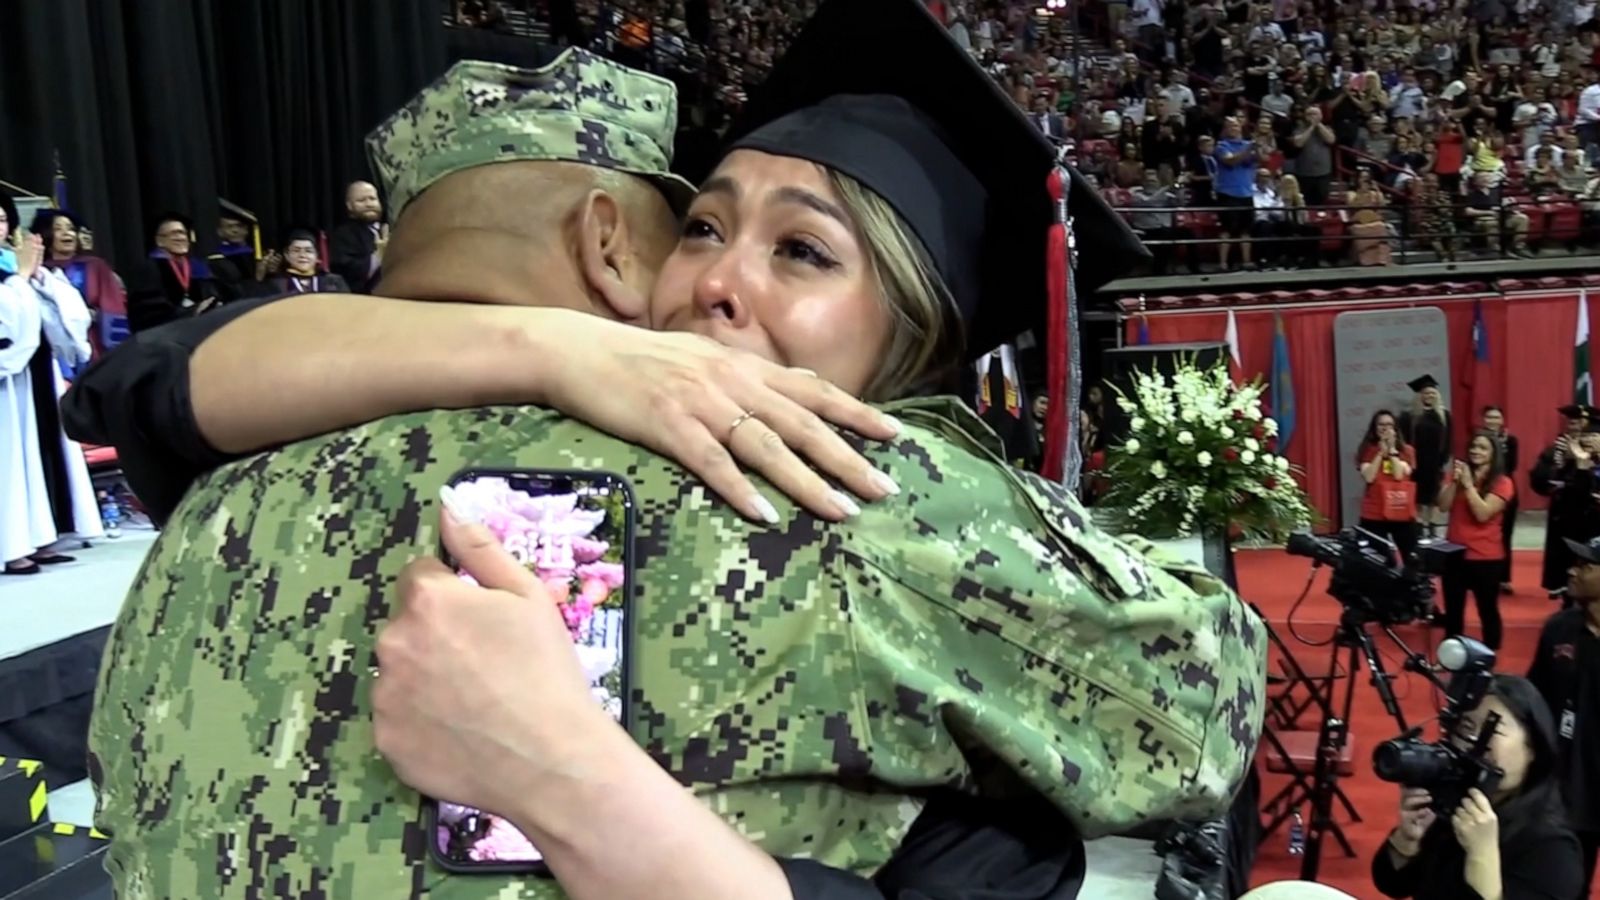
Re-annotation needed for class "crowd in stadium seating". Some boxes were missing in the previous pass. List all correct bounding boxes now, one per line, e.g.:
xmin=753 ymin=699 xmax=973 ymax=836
xmin=946 ymin=0 xmax=1600 ymax=271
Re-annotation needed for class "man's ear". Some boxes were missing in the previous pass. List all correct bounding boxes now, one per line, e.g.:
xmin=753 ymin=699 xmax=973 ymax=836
xmin=575 ymin=189 xmax=648 ymax=322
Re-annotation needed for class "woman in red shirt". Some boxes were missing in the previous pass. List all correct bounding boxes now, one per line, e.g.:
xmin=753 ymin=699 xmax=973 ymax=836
xmin=1357 ymin=409 xmax=1419 ymax=562
xmin=1438 ymin=431 xmax=1516 ymax=651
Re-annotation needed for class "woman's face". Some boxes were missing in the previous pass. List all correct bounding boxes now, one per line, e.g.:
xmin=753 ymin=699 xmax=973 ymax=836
xmin=1419 ymin=386 xmax=1441 ymax=407
xmin=284 ymin=240 xmax=319 ymax=273
xmin=50 ymin=217 xmax=78 ymax=257
xmin=1453 ymin=695 xmax=1532 ymax=794
xmin=1375 ymin=414 xmax=1397 ymax=437
xmin=0 ymin=208 xmax=8 ymax=244
xmin=650 ymin=150 xmax=894 ymax=397
xmin=1468 ymin=435 xmax=1494 ymax=466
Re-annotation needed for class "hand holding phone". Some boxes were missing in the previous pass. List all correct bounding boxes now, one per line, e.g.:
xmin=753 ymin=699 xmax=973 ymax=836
xmin=409 ymin=471 xmax=637 ymax=874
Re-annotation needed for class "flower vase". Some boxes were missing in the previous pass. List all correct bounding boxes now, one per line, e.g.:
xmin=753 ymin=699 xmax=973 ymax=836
xmin=1148 ymin=525 xmax=1236 ymax=589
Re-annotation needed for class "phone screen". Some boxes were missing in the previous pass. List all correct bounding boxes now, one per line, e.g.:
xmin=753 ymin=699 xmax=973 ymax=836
xmin=431 ymin=469 xmax=634 ymax=872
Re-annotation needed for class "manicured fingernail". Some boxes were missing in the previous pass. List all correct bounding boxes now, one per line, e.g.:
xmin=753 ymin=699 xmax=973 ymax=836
xmin=881 ymin=415 xmax=903 ymax=436
xmin=751 ymin=494 xmax=781 ymax=525
xmin=439 ymin=485 xmax=477 ymax=524
xmin=870 ymin=471 xmax=901 ymax=496
xmin=831 ymin=491 xmax=862 ymax=518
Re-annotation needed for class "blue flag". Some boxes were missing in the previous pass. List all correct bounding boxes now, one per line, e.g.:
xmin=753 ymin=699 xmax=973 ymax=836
xmin=1135 ymin=315 xmax=1151 ymax=345
xmin=1270 ymin=313 xmax=1296 ymax=453
xmin=52 ymin=151 xmax=68 ymax=210
xmin=1472 ymin=300 xmax=1489 ymax=363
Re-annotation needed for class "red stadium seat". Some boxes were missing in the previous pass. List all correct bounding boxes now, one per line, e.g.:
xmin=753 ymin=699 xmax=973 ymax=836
xmin=1546 ymin=201 xmax=1582 ymax=243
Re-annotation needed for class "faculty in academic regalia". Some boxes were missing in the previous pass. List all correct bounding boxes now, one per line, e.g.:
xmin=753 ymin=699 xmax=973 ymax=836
xmin=1532 ymin=404 xmax=1600 ymax=602
xmin=1399 ymin=373 xmax=1451 ymax=535
xmin=207 ymin=202 xmax=261 ymax=301
xmin=31 ymin=209 xmax=128 ymax=362
xmin=328 ymin=181 xmax=387 ymax=294
xmin=127 ymin=213 xmax=223 ymax=333
xmin=0 ymin=227 xmax=102 ymax=575
xmin=255 ymin=229 xmax=351 ymax=297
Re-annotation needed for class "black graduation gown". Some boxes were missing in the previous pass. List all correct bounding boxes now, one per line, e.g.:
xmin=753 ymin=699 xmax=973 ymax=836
xmin=328 ymin=220 xmax=380 ymax=294
xmin=126 ymin=255 xmax=223 ymax=334
xmin=1531 ymin=444 xmax=1600 ymax=592
xmin=208 ymin=244 xmax=258 ymax=302
xmin=1370 ymin=811 xmax=1583 ymax=900
xmin=1399 ymin=408 xmax=1451 ymax=506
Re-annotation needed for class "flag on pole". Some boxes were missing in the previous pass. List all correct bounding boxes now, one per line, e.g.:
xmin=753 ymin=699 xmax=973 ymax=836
xmin=1224 ymin=309 xmax=1243 ymax=384
xmin=1135 ymin=314 xmax=1151 ymax=345
xmin=51 ymin=150 xmax=67 ymax=210
xmin=1578 ymin=293 xmax=1592 ymax=406
xmin=1269 ymin=313 xmax=1296 ymax=453
xmin=1459 ymin=299 xmax=1489 ymax=415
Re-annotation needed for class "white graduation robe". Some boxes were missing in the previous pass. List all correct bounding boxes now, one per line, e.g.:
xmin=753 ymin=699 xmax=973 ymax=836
xmin=0 ymin=270 xmax=102 ymax=564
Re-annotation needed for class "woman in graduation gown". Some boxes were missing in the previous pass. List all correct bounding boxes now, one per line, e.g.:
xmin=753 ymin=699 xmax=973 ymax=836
xmin=1399 ymin=374 xmax=1451 ymax=536
xmin=31 ymin=208 xmax=129 ymax=362
xmin=63 ymin=1 xmax=1167 ymax=895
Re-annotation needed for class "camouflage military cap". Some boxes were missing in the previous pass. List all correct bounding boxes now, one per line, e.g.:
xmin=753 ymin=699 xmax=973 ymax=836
xmin=366 ymin=51 xmax=697 ymax=218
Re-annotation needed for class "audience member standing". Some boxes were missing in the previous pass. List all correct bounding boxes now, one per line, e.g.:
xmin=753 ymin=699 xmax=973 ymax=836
xmin=330 ymin=181 xmax=388 ymax=294
xmin=1357 ymin=409 xmax=1420 ymax=561
xmin=1215 ymin=117 xmax=1259 ymax=269
xmin=1437 ymin=432 xmax=1514 ymax=650
xmin=1290 ymin=106 xmax=1335 ymax=204
xmin=1482 ymin=405 xmax=1520 ymax=593
xmin=127 ymin=213 xmax=223 ymax=334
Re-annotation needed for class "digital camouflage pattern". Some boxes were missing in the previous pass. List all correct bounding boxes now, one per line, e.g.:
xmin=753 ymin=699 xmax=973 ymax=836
xmin=366 ymin=50 xmax=698 ymax=219
xmin=90 ymin=397 xmax=1266 ymax=899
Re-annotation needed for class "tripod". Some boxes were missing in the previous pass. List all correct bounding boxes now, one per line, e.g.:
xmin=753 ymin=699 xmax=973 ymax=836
xmin=1296 ymin=606 xmax=1450 ymax=882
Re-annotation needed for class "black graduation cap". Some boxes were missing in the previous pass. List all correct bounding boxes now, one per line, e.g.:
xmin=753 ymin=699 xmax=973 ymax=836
xmin=1558 ymin=403 xmax=1589 ymax=419
xmin=1406 ymin=373 xmax=1440 ymax=392
xmin=280 ymin=226 xmax=320 ymax=248
xmin=149 ymin=211 xmax=196 ymax=244
xmin=715 ymin=0 xmax=1150 ymax=361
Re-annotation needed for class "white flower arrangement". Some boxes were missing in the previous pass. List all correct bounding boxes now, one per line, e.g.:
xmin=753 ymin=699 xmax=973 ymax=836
xmin=1101 ymin=359 xmax=1315 ymax=541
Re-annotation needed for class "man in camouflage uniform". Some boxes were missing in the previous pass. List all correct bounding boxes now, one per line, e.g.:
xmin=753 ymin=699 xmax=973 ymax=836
xmin=88 ymin=52 xmax=1267 ymax=898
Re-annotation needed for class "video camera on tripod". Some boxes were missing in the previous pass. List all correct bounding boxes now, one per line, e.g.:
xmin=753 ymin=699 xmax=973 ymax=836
xmin=1285 ymin=527 xmax=1461 ymax=625
xmin=1374 ymin=637 xmax=1504 ymax=815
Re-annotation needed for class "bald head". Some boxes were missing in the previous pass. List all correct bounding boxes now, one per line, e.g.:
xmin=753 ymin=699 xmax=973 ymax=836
xmin=346 ymin=181 xmax=383 ymax=223
xmin=379 ymin=161 xmax=679 ymax=322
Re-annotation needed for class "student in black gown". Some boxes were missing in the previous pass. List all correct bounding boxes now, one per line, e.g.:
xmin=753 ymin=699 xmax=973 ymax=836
xmin=1531 ymin=404 xmax=1600 ymax=603
xmin=127 ymin=213 xmax=224 ymax=333
xmin=1371 ymin=675 xmax=1583 ymax=900
xmin=1399 ymin=374 xmax=1451 ymax=536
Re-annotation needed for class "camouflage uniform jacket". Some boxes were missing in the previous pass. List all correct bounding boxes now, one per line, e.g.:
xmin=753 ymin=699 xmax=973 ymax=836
xmin=90 ymin=397 xmax=1266 ymax=899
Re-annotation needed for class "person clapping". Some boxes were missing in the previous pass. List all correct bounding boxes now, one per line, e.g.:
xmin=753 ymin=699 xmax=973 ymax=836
xmin=1372 ymin=676 xmax=1583 ymax=900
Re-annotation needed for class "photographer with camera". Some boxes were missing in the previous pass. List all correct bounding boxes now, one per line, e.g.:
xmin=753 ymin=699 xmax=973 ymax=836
xmin=1372 ymin=676 xmax=1583 ymax=900
xmin=1528 ymin=535 xmax=1600 ymax=893
xmin=1436 ymin=432 xmax=1516 ymax=651
xmin=1357 ymin=409 xmax=1420 ymax=562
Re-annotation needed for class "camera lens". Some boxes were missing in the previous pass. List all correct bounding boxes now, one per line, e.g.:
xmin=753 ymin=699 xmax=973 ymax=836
xmin=1373 ymin=738 xmax=1455 ymax=785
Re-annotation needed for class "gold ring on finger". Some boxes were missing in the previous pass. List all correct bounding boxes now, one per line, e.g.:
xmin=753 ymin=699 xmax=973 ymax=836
xmin=729 ymin=409 xmax=759 ymax=437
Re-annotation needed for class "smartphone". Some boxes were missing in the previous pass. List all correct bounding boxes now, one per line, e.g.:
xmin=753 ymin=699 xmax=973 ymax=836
xmin=426 ymin=468 xmax=636 ymax=875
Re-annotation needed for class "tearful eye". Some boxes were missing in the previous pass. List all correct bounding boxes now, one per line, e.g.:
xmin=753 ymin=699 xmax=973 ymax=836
xmin=776 ymin=238 xmax=838 ymax=270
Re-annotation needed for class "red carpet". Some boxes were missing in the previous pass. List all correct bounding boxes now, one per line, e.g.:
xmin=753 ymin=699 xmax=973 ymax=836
xmin=1236 ymin=547 xmax=1592 ymax=899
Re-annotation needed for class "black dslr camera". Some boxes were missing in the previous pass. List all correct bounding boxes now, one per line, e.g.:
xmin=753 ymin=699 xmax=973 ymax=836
xmin=1285 ymin=527 xmax=1460 ymax=625
xmin=1373 ymin=637 xmax=1504 ymax=814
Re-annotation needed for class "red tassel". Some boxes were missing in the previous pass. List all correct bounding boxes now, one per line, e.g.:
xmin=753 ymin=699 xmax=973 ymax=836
xmin=1041 ymin=168 xmax=1071 ymax=482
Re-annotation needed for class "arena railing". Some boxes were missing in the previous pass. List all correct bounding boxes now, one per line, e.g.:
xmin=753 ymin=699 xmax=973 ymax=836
xmin=1105 ymin=197 xmax=1597 ymax=267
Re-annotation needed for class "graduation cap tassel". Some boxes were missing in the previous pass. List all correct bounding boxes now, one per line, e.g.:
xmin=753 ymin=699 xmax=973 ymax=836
xmin=1040 ymin=167 xmax=1080 ymax=487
